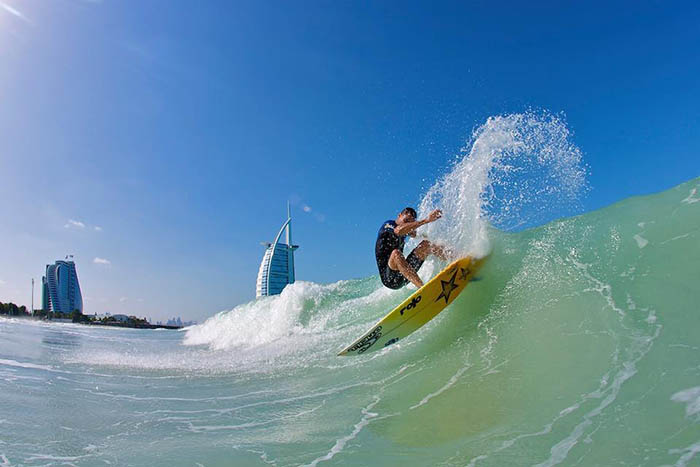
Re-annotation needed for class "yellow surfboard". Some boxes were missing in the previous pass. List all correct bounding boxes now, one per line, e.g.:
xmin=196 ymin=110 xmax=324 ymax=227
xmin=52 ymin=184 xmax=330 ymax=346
xmin=338 ymin=255 xmax=489 ymax=356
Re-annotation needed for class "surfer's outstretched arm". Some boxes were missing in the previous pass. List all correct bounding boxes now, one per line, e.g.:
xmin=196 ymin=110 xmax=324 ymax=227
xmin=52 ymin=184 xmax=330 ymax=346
xmin=394 ymin=209 xmax=442 ymax=236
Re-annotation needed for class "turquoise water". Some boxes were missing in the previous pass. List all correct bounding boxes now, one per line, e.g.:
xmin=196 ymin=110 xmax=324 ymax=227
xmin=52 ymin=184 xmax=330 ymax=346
xmin=1 ymin=114 xmax=699 ymax=466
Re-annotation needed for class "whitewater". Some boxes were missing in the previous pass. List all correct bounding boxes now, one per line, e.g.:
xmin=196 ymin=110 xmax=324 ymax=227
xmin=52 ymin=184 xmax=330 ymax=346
xmin=1 ymin=113 xmax=698 ymax=466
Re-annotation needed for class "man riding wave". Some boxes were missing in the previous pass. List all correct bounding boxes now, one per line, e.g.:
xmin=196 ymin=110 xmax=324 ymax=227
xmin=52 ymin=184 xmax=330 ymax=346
xmin=375 ymin=207 xmax=448 ymax=289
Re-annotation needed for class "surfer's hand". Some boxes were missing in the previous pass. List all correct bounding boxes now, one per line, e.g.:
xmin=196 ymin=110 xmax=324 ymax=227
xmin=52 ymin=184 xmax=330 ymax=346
xmin=427 ymin=209 xmax=442 ymax=223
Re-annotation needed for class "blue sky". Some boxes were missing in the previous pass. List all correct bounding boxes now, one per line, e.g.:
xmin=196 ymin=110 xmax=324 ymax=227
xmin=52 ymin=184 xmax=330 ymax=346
xmin=1 ymin=1 xmax=698 ymax=322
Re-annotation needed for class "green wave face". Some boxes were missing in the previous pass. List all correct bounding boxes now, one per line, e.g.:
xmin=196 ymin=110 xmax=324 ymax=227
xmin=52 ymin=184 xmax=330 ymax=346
xmin=177 ymin=112 xmax=698 ymax=465
xmin=173 ymin=177 xmax=699 ymax=466
xmin=363 ymin=177 xmax=700 ymax=465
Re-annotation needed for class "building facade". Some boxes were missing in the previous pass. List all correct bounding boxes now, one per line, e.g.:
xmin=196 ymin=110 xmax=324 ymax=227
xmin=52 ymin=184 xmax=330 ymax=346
xmin=42 ymin=259 xmax=83 ymax=314
xmin=256 ymin=206 xmax=299 ymax=297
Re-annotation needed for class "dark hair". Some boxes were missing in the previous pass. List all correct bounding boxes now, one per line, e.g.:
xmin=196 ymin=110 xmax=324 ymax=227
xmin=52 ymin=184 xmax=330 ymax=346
xmin=401 ymin=207 xmax=417 ymax=218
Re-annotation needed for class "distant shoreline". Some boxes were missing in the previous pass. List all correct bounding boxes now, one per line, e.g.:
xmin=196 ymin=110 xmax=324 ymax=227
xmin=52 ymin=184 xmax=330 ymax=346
xmin=0 ymin=315 xmax=183 ymax=330
xmin=91 ymin=321 xmax=183 ymax=330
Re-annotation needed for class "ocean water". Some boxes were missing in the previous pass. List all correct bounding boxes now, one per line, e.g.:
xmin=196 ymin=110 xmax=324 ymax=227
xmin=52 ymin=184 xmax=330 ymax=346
xmin=1 ymin=114 xmax=699 ymax=466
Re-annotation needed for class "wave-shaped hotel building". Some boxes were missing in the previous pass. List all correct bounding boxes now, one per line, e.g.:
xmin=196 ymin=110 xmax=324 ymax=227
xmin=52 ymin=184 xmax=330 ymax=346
xmin=42 ymin=258 xmax=83 ymax=314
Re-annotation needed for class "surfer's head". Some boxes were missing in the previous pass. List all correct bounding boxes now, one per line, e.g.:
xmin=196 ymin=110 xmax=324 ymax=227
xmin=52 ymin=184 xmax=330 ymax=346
xmin=397 ymin=207 xmax=417 ymax=224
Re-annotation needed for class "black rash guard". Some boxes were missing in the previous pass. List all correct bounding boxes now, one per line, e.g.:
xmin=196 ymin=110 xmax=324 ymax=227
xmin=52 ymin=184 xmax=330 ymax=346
xmin=375 ymin=220 xmax=406 ymax=271
xmin=375 ymin=219 xmax=424 ymax=289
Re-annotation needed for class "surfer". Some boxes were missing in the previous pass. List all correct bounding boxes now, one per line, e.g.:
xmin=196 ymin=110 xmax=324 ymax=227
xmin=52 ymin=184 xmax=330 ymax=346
xmin=375 ymin=207 xmax=448 ymax=289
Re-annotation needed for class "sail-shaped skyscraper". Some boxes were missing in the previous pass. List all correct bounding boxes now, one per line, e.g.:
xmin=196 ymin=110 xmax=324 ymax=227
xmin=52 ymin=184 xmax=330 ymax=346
xmin=256 ymin=205 xmax=299 ymax=297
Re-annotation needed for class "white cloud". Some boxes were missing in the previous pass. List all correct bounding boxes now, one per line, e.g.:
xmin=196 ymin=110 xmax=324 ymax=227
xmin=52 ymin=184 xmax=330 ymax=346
xmin=119 ymin=297 xmax=127 ymax=303
xmin=93 ymin=257 xmax=111 ymax=265
xmin=290 ymin=196 xmax=325 ymax=223
xmin=0 ymin=2 xmax=29 ymax=22
xmin=0 ymin=279 xmax=5 ymax=285
xmin=65 ymin=219 xmax=85 ymax=229
xmin=64 ymin=219 xmax=103 ymax=231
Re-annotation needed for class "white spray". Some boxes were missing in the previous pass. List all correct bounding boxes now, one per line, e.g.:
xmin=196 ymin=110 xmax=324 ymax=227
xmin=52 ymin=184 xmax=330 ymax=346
xmin=418 ymin=111 xmax=587 ymax=258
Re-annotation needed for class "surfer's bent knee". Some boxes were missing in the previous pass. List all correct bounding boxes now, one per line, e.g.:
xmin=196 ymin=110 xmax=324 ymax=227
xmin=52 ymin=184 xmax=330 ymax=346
xmin=388 ymin=249 xmax=404 ymax=270
xmin=415 ymin=240 xmax=432 ymax=259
